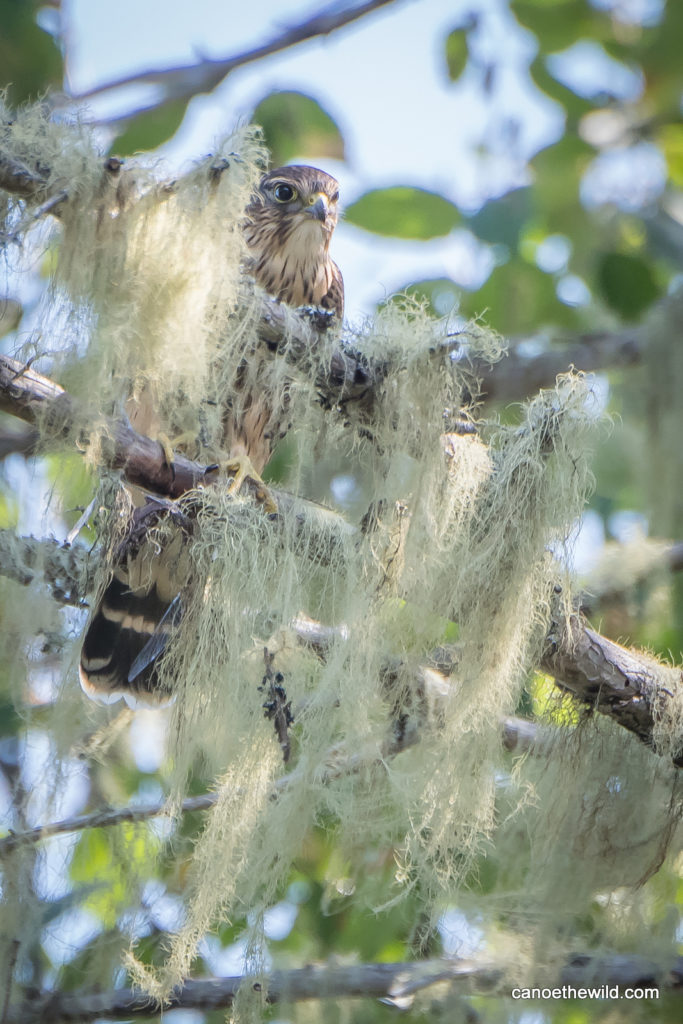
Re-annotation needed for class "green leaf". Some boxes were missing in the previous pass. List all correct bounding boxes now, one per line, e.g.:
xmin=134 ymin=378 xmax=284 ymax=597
xmin=383 ymin=278 xmax=460 ymax=317
xmin=345 ymin=187 xmax=460 ymax=239
xmin=530 ymin=56 xmax=595 ymax=121
xmin=512 ymin=0 xmax=609 ymax=54
xmin=0 ymin=299 xmax=21 ymax=338
xmin=468 ymin=188 xmax=534 ymax=251
xmin=657 ymin=123 xmax=683 ymax=188
xmin=459 ymin=257 xmax=583 ymax=334
xmin=597 ymin=252 xmax=661 ymax=319
xmin=0 ymin=0 xmax=62 ymax=102
xmin=110 ymin=98 xmax=190 ymax=156
xmin=445 ymin=28 xmax=469 ymax=81
xmin=531 ymin=136 xmax=594 ymax=235
xmin=252 ymin=91 xmax=345 ymax=168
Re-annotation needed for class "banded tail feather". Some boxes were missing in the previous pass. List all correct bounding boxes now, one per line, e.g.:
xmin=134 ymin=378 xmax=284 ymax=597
xmin=79 ymin=166 xmax=344 ymax=707
xmin=79 ymin=503 xmax=190 ymax=708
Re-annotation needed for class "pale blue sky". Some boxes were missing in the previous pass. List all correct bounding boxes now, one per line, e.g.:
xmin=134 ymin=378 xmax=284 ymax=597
xmin=63 ymin=0 xmax=563 ymax=318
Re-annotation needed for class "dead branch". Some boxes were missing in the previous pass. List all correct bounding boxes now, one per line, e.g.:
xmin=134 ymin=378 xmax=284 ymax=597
xmin=0 ymin=711 xmax=542 ymax=856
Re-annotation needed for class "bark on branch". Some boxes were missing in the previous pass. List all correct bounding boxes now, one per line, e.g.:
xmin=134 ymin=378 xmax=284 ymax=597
xmin=0 ymin=793 xmax=218 ymax=856
xmin=0 ymin=712 xmax=542 ymax=857
xmin=1 ymin=356 xmax=682 ymax=765
xmin=6 ymin=953 xmax=681 ymax=1022
xmin=476 ymin=327 xmax=644 ymax=404
xmin=542 ymin=614 xmax=683 ymax=766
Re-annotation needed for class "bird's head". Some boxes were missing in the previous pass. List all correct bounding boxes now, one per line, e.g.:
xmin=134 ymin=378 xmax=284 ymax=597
xmin=245 ymin=165 xmax=341 ymax=248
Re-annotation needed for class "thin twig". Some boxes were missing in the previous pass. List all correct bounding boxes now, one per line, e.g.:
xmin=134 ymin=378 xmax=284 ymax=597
xmin=0 ymin=712 xmax=543 ymax=856
xmin=72 ymin=0 xmax=403 ymax=108
xmin=0 ymin=793 xmax=218 ymax=856
xmin=65 ymin=497 xmax=97 ymax=546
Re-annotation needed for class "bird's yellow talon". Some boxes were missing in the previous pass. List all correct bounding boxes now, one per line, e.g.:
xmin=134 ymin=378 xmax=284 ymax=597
xmin=157 ymin=432 xmax=177 ymax=478
xmin=157 ymin=430 xmax=200 ymax=472
xmin=220 ymin=454 xmax=278 ymax=514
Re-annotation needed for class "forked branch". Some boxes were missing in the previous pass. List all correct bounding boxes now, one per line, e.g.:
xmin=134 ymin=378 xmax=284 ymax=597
xmin=1 ymin=354 xmax=682 ymax=765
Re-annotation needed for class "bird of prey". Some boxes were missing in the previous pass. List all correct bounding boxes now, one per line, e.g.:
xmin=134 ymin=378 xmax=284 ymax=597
xmin=79 ymin=164 xmax=344 ymax=705
xmin=244 ymin=165 xmax=343 ymax=319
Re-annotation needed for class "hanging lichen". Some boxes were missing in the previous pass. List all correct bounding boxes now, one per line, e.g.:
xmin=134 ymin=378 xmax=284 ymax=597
xmin=1 ymin=103 xmax=681 ymax=1011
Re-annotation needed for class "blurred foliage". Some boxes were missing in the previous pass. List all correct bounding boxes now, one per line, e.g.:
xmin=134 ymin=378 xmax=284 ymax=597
xmin=110 ymin=99 xmax=191 ymax=157
xmin=597 ymin=251 xmax=662 ymax=319
xmin=345 ymin=186 xmax=461 ymax=239
xmin=252 ymin=90 xmax=345 ymax=167
xmin=0 ymin=0 xmax=62 ymax=104
xmin=445 ymin=27 xmax=469 ymax=81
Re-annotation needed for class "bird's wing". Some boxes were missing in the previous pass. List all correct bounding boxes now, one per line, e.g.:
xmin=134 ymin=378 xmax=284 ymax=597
xmin=323 ymin=259 xmax=344 ymax=319
xmin=79 ymin=502 xmax=190 ymax=707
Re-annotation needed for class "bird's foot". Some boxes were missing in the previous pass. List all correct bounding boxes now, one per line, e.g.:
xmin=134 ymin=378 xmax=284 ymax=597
xmin=216 ymin=454 xmax=278 ymax=515
xmin=157 ymin=431 xmax=200 ymax=478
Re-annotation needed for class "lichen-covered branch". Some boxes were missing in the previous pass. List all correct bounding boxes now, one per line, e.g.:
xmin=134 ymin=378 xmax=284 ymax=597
xmin=0 ymin=793 xmax=218 ymax=856
xmin=0 ymin=353 xmax=210 ymax=497
xmin=0 ymin=713 xmax=543 ymax=857
xmin=291 ymin=614 xmax=682 ymax=766
xmin=2 ymin=357 xmax=682 ymax=763
xmin=542 ymin=614 xmax=683 ymax=766
xmin=0 ymin=531 xmax=89 ymax=606
xmin=476 ymin=327 xmax=644 ymax=404
xmin=6 ymin=953 xmax=681 ymax=1022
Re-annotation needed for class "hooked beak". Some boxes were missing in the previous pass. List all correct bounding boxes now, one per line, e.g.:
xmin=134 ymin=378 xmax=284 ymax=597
xmin=306 ymin=192 xmax=329 ymax=223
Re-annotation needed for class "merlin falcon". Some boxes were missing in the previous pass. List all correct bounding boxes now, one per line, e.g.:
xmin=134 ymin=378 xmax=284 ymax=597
xmin=79 ymin=165 xmax=344 ymax=704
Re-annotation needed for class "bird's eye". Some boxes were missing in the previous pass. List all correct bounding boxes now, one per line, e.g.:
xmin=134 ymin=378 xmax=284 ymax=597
xmin=331 ymin=190 xmax=340 ymax=203
xmin=274 ymin=183 xmax=296 ymax=202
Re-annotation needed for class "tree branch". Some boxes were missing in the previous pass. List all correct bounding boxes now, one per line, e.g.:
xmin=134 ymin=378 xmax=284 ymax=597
xmin=2 ymin=357 xmax=682 ymax=764
xmin=475 ymin=328 xmax=644 ymax=404
xmin=6 ymin=953 xmax=682 ymax=1021
xmin=0 ymin=530 xmax=89 ymax=605
xmin=541 ymin=614 xmax=683 ymax=766
xmin=0 ymin=793 xmax=218 ymax=856
xmin=0 ymin=712 xmax=542 ymax=857
xmin=71 ymin=0 xmax=404 ymax=110
xmin=5 ymin=959 xmax=500 ymax=1022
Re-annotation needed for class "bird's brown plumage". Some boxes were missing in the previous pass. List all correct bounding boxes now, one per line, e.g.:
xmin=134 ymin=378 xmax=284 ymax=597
xmin=79 ymin=164 xmax=344 ymax=705
xmin=244 ymin=165 xmax=344 ymax=319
